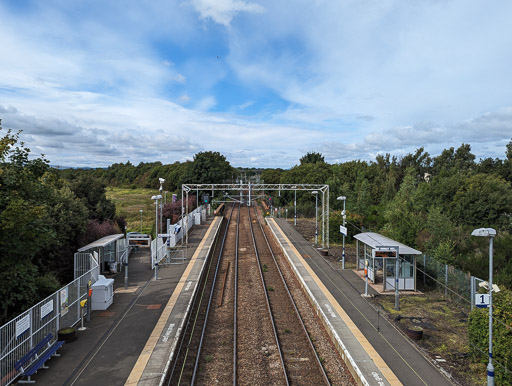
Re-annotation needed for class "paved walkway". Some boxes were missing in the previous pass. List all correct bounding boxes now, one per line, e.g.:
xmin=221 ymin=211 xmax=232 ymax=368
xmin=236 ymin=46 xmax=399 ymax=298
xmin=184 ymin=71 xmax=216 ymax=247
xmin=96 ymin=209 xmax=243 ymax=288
xmin=31 ymin=222 xmax=212 ymax=386
xmin=273 ymin=218 xmax=453 ymax=386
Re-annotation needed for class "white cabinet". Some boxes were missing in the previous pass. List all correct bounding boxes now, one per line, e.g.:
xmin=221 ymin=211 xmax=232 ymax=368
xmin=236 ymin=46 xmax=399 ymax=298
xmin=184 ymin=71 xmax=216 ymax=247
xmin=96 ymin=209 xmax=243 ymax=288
xmin=91 ymin=275 xmax=114 ymax=310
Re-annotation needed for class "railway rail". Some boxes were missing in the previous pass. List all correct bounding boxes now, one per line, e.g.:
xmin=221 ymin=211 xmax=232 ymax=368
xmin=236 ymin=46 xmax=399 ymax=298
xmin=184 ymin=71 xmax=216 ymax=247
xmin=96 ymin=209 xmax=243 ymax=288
xmin=166 ymin=204 xmax=332 ymax=385
xmin=248 ymin=205 xmax=330 ymax=385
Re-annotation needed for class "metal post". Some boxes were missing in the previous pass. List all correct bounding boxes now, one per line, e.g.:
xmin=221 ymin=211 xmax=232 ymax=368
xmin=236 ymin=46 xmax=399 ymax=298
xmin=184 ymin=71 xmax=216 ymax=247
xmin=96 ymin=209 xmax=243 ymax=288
xmin=423 ymin=254 xmax=426 ymax=286
xmin=140 ymin=209 xmax=143 ymax=233
xmin=321 ymin=190 xmax=325 ymax=248
xmin=445 ymin=264 xmax=448 ymax=297
xmin=364 ymin=258 xmax=369 ymax=296
xmin=286 ymin=208 xmax=288 ymax=220
xmin=488 ymin=236 xmax=494 ymax=386
xmin=86 ymin=280 xmax=91 ymax=322
xmin=326 ymin=186 xmax=330 ymax=248
xmin=124 ymin=257 xmax=128 ymax=290
xmin=294 ymin=189 xmax=297 ymax=226
xmin=470 ymin=276 xmax=475 ymax=311
xmin=342 ymin=198 xmax=346 ymax=270
xmin=160 ymin=203 xmax=163 ymax=238
xmin=186 ymin=190 xmax=189 ymax=244
xmin=155 ymin=198 xmax=159 ymax=239
xmin=314 ymin=193 xmax=318 ymax=245
xmin=181 ymin=187 xmax=184 ymax=247
xmin=248 ymin=182 xmax=251 ymax=207
xmin=471 ymin=227 xmax=496 ymax=386
xmin=395 ymin=248 xmax=400 ymax=311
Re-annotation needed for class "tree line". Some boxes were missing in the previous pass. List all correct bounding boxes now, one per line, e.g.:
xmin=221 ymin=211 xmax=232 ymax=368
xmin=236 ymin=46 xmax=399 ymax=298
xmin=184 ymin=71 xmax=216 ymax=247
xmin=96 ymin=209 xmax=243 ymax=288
xmin=0 ymin=123 xmax=124 ymax=324
xmin=3 ymin=117 xmax=511 ymax=340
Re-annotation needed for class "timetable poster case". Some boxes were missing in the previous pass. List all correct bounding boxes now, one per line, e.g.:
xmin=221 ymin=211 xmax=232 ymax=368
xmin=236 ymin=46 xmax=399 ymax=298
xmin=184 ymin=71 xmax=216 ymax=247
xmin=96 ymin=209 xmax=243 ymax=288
xmin=60 ymin=287 xmax=69 ymax=316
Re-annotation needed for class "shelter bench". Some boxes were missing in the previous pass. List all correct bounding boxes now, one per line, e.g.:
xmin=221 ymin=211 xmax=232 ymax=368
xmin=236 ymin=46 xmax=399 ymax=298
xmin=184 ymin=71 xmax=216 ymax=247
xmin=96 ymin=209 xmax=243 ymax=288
xmin=14 ymin=333 xmax=64 ymax=383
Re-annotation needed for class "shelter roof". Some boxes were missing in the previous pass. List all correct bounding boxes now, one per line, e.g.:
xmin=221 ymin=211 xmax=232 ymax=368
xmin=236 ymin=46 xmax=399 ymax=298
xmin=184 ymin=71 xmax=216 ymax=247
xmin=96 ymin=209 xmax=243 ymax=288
xmin=353 ymin=232 xmax=422 ymax=255
xmin=78 ymin=234 xmax=124 ymax=252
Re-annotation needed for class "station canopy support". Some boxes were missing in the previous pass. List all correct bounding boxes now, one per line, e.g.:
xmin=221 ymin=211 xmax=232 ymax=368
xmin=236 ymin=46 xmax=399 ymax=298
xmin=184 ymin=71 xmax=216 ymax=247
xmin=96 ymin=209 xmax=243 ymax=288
xmin=181 ymin=183 xmax=330 ymax=248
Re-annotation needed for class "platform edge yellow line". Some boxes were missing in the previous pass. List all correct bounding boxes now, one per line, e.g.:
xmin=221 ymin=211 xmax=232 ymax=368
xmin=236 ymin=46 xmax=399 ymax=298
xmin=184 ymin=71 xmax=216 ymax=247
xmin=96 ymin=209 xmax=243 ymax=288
xmin=268 ymin=218 xmax=402 ymax=386
xmin=124 ymin=216 xmax=221 ymax=386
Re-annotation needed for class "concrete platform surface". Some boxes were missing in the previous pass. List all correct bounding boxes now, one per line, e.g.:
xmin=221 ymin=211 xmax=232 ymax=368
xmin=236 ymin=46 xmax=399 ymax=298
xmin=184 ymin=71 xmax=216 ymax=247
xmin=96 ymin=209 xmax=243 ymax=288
xmin=270 ymin=218 xmax=453 ymax=386
xmin=29 ymin=219 xmax=217 ymax=386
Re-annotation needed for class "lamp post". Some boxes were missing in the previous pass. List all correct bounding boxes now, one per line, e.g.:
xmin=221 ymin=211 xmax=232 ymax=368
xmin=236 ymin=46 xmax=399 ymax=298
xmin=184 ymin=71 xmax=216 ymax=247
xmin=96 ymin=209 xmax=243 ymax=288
xmin=160 ymin=203 xmax=163 ymax=236
xmin=337 ymin=196 xmax=347 ymax=269
xmin=140 ymin=209 xmax=143 ymax=233
xmin=158 ymin=178 xmax=165 ymax=236
xmin=151 ymin=195 xmax=162 ymax=237
xmin=471 ymin=227 xmax=497 ymax=386
xmin=312 ymin=191 xmax=318 ymax=245
xmin=292 ymin=186 xmax=297 ymax=226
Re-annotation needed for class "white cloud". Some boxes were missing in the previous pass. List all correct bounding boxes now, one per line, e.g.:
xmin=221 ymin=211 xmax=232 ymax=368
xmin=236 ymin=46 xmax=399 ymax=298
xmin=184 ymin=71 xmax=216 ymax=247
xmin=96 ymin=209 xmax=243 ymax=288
xmin=174 ymin=74 xmax=187 ymax=83
xmin=189 ymin=0 xmax=264 ymax=26
xmin=1 ymin=1 xmax=512 ymax=169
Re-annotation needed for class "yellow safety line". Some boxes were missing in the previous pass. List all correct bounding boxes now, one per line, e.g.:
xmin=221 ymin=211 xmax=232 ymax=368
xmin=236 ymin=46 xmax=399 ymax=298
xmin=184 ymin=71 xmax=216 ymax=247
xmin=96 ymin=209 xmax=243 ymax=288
xmin=269 ymin=218 xmax=402 ymax=386
xmin=125 ymin=216 xmax=221 ymax=386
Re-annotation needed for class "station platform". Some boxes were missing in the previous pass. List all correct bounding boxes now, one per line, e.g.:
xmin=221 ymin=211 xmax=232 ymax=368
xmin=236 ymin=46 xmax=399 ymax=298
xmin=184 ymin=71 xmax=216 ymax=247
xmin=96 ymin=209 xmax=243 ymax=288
xmin=27 ymin=214 xmax=451 ymax=386
xmin=268 ymin=218 xmax=453 ymax=386
xmin=28 ymin=216 xmax=222 ymax=386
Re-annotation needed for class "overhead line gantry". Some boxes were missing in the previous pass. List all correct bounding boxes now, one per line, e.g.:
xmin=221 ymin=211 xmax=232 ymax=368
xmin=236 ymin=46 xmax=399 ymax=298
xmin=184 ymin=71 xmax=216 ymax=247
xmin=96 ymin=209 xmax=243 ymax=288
xmin=181 ymin=183 xmax=330 ymax=247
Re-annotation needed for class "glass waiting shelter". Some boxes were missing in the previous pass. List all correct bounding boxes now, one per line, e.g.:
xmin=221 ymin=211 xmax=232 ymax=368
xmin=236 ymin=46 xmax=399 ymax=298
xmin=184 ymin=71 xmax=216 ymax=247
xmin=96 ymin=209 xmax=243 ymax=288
xmin=354 ymin=232 xmax=422 ymax=291
xmin=77 ymin=234 xmax=125 ymax=273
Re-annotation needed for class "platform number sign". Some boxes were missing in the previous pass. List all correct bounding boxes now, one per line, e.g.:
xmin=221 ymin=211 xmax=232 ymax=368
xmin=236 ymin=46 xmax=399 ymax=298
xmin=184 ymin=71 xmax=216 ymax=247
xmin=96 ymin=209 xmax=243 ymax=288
xmin=475 ymin=293 xmax=490 ymax=308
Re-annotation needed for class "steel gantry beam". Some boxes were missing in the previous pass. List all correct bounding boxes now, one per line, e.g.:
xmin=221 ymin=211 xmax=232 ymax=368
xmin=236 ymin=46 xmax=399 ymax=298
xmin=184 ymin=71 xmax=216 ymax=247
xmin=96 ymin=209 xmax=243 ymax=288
xmin=181 ymin=183 xmax=330 ymax=247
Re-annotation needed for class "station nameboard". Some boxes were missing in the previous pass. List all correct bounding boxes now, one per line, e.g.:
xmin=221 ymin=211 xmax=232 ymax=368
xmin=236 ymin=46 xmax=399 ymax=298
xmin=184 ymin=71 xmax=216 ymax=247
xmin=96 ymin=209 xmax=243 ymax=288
xmin=373 ymin=248 xmax=398 ymax=259
xmin=128 ymin=236 xmax=151 ymax=247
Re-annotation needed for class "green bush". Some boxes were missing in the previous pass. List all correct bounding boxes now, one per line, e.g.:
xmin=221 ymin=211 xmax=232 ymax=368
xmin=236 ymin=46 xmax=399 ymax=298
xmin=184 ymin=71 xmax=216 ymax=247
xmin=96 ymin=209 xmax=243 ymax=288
xmin=468 ymin=287 xmax=512 ymax=385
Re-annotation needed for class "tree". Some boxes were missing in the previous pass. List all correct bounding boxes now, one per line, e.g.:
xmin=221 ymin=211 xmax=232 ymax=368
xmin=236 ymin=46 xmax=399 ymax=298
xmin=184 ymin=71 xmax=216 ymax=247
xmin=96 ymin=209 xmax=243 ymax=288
xmin=450 ymin=173 xmax=512 ymax=229
xmin=70 ymin=174 xmax=116 ymax=220
xmin=261 ymin=168 xmax=283 ymax=184
xmin=0 ymin=123 xmax=90 ymax=322
xmin=382 ymin=168 xmax=424 ymax=247
xmin=184 ymin=151 xmax=234 ymax=184
xmin=300 ymin=152 xmax=325 ymax=165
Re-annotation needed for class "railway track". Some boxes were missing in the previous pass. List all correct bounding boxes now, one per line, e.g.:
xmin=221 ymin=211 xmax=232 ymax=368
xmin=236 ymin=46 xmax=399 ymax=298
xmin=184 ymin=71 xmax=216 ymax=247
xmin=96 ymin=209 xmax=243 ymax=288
xmin=166 ymin=204 xmax=331 ymax=385
xmin=248 ymin=205 xmax=330 ymax=385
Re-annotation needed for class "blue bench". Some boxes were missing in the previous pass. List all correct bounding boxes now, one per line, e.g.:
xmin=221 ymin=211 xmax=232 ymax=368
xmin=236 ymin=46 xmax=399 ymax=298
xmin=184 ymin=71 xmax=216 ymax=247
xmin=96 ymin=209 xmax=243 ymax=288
xmin=15 ymin=333 xmax=64 ymax=383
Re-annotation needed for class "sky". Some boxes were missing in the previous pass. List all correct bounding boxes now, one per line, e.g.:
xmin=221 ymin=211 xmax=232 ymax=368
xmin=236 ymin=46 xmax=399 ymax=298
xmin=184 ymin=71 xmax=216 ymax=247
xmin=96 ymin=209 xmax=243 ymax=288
xmin=1 ymin=0 xmax=512 ymax=168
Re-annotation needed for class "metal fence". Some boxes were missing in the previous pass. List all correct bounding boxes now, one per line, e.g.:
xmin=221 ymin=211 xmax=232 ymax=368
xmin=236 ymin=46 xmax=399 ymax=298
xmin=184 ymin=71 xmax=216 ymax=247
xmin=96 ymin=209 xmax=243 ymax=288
xmin=0 ymin=254 xmax=99 ymax=386
xmin=417 ymin=254 xmax=483 ymax=311
xmin=151 ymin=205 xmax=205 ymax=269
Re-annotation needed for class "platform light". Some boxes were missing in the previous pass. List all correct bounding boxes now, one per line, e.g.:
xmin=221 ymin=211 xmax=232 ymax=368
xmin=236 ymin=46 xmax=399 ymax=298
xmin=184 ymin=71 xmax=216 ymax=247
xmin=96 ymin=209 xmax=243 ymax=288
xmin=292 ymin=186 xmax=297 ymax=226
xmin=471 ymin=227 xmax=497 ymax=386
xmin=337 ymin=196 xmax=347 ymax=269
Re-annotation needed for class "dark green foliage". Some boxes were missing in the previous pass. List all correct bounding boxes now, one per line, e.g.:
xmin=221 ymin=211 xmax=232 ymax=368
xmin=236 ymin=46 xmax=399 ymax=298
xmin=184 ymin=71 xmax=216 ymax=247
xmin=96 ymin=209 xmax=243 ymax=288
xmin=0 ymin=123 xmax=116 ymax=323
xmin=70 ymin=174 xmax=116 ymax=220
xmin=261 ymin=168 xmax=283 ymax=184
xmin=468 ymin=287 xmax=512 ymax=385
xmin=450 ymin=174 xmax=512 ymax=228
xmin=184 ymin=151 xmax=234 ymax=184
xmin=300 ymin=151 xmax=325 ymax=165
